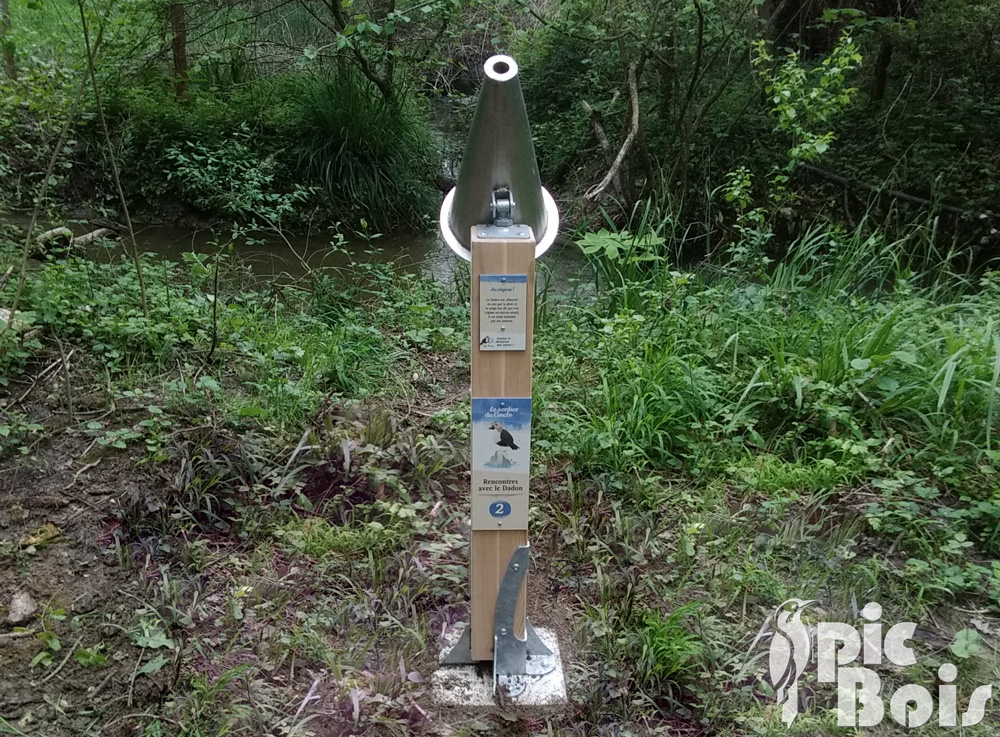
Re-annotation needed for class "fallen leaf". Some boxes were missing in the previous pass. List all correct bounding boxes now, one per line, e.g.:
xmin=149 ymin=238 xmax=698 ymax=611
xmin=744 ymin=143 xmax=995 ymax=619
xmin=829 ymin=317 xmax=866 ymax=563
xmin=20 ymin=523 xmax=61 ymax=547
xmin=137 ymin=654 xmax=169 ymax=676
xmin=133 ymin=630 xmax=175 ymax=650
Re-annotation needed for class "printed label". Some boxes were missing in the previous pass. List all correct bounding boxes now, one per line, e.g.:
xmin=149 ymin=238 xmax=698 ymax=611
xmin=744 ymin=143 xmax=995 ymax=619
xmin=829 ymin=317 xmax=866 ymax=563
xmin=478 ymin=274 xmax=527 ymax=351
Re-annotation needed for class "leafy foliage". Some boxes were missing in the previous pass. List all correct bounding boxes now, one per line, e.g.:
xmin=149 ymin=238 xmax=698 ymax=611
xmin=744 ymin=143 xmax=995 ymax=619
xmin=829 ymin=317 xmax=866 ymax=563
xmin=752 ymin=32 xmax=863 ymax=164
xmin=163 ymin=125 xmax=311 ymax=221
xmin=2 ymin=0 xmax=1000 ymax=734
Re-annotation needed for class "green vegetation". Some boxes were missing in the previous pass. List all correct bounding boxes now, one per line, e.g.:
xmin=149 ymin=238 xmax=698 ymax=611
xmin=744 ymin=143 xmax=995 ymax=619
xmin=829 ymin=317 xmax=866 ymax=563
xmin=2 ymin=0 xmax=1000 ymax=735
xmin=3 ymin=216 xmax=998 ymax=734
xmin=0 ymin=0 xmax=445 ymax=228
xmin=519 ymin=0 xmax=1000 ymax=239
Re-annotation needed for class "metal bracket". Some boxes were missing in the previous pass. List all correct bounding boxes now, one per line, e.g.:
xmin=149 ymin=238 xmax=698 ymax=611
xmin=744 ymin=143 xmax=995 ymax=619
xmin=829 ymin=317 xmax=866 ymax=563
xmin=491 ymin=187 xmax=515 ymax=227
xmin=440 ymin=623 xmax=475 ymax=665
xmin=439 ymin=546 xmax=555 ymax=698
xmin=493 ymin=545 xmax=554 ymax=696
xmin=474 ymin=187 xmax=532 ymax=240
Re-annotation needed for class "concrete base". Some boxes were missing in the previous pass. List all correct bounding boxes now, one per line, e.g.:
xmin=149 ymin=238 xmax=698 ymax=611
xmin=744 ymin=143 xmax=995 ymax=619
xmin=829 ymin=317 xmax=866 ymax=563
xmin=432 ymin=627 xmax=568 ymax=709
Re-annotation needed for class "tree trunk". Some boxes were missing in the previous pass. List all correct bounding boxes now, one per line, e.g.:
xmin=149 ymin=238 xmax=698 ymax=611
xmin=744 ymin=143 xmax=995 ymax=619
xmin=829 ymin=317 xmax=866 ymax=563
xmin=0 ymin=0 xmax=17 ymax=81
xmin=169 ymin=2 xmax=189 ymax=102
xmin=871 ymin=39 xmax=893 ymax=102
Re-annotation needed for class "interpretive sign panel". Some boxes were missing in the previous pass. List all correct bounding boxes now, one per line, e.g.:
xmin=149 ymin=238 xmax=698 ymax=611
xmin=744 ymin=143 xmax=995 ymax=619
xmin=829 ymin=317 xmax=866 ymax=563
xmin=478 ymin=274 xmax=528 ymax=351
xmin=471 ymin=397 xmax=531 ymax=530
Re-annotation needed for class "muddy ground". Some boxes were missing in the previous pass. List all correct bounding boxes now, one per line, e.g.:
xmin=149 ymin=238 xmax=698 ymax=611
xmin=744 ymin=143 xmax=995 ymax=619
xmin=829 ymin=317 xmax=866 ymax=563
xmin=1 ymin=427 xmax=176 ymax=735
xmin=0 ymin=351 xmax=600 ymax=737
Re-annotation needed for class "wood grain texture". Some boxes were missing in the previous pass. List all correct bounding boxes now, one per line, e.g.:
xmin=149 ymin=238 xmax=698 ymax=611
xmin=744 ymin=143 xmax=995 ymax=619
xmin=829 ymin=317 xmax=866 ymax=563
xmin=469 ymin=231 xmax=534 ymax=661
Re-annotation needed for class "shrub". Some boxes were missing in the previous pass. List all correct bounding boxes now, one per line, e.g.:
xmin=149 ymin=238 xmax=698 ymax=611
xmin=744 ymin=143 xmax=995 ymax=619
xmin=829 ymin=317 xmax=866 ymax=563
xmin=293 ymin=73 xmax=439 ymax=232
xmin=163 ymin=125 xmax=310 ymax=221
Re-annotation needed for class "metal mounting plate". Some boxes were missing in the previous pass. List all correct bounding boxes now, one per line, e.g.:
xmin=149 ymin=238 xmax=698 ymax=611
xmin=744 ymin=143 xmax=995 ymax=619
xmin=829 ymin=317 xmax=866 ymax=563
xmin=492 ymin=545 xmax=554 ymax=695
xmin=475 ymin=224 xmax=533 ymax=240
xmin=439 ymin=545 xmax=557 ymax=697
xmin=432 ymin=626 xmax=567 ymax=709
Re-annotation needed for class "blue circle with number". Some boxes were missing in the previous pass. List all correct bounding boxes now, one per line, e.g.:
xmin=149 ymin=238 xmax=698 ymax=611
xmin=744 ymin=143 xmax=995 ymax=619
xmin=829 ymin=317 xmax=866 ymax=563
xmin=489 ymin=501 xmax=512 ymax=518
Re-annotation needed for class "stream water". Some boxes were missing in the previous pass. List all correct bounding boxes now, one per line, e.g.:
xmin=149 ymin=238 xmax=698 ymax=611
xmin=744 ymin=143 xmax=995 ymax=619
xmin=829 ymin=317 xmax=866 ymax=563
xmin=4 ymin=214 xmax=590 ymax=293
xmin=4 ymin=97 xmax=591 ymax=291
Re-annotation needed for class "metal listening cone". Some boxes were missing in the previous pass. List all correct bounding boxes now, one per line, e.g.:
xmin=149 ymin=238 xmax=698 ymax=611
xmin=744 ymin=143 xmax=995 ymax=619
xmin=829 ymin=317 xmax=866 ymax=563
xmin=440 ymin=55 xmax=559 ymax=261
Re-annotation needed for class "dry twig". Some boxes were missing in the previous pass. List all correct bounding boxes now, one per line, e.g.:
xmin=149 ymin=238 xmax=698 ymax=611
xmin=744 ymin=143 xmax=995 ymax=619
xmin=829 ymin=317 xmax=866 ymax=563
xmin=39 ymin=635 xmax=84 ymax=685
xmin=14 ymin=349 xmax=75 ymax=404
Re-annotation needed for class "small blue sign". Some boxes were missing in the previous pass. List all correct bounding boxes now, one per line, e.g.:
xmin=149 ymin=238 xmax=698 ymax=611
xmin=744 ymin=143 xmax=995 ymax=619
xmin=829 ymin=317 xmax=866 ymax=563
xmin=489 ymin=501 xmax=512 ymax=518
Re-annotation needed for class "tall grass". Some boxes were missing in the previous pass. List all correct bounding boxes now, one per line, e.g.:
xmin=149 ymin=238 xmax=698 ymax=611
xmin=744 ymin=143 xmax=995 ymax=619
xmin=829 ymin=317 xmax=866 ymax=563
xmin=294 ymin=73 xmax=439 ymax=231
xmin=532 ymin=214 xmax=1000 ymax=618
xmin=573 ymin=197 xmax=682 ymax=312
xmin=555 ymin=213 xmax=1000 ymax=477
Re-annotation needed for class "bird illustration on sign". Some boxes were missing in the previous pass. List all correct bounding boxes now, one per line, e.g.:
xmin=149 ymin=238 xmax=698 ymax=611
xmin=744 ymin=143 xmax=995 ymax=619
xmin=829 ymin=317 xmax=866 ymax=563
xmin=488 ymin=421 xmax=519 ymax=450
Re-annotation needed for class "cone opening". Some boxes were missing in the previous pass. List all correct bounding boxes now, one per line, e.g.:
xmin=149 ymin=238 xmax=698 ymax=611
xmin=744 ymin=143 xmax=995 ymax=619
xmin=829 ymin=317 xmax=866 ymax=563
xmin=485 ymin=55 xmax=518 ymax=82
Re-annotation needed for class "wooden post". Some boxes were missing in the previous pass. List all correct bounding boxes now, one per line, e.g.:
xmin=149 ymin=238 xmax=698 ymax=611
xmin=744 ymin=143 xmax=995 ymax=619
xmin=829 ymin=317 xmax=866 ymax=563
xmin=468 ymin=230 xmax=534 ymax=661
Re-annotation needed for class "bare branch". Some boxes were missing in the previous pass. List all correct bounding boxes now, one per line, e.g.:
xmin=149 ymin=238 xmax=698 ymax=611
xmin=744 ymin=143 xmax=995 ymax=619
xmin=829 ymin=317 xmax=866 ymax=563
xmin=582 ymin=100 xmax=624 ymax=198
xmin=586 ymin=62 xmax=640 ymax=201
xmin=78 ymin=0 xmax=148 ymax=316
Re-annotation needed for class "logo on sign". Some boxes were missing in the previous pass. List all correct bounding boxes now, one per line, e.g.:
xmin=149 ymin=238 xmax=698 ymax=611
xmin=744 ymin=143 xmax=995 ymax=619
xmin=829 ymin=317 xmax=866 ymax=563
xmin=748 ymin=600 xmax=993 ymax=728
xmin=489 ymin=501 xmax=511 ymax=518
